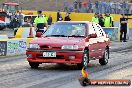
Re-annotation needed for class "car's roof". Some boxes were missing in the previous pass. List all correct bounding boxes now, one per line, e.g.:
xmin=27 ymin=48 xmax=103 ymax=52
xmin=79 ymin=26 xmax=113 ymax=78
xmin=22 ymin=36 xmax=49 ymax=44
xmin=57 ymin=21 xmax=91 ymax=24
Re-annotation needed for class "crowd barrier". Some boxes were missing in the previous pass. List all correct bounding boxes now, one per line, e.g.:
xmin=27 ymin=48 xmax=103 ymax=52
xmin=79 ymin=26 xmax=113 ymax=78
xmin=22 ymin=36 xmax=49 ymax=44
xmin=103 ymin=27 xmax=130 ymax=41
xmin=103 ymin=27 xmax=120 ymax=41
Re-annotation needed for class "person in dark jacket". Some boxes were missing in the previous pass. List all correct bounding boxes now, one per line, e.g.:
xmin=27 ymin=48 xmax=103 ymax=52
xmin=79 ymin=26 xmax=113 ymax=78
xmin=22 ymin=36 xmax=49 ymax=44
xmin=120 ymin=14 xmax=128 ymax=42
xmin=47 ymin=14 xmax=52 ymax=25
xmin=99 ymin=14 xmax=104 ymax=27
xmin=57 ymin=11 xmax=63 ymax=21
xmin=64 ymin=13 xmax=71 ymax=21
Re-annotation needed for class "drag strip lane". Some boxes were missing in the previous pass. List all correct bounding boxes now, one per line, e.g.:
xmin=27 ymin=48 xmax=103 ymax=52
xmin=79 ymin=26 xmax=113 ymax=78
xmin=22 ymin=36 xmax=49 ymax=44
xmin=0 ymin=48 xmax=132 ymax=88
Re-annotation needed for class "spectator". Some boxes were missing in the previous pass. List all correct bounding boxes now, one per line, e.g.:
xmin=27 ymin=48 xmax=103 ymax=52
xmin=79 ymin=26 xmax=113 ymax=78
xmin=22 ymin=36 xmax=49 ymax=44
xmin=98 ymin=1 xmax=103 ymax=14
xmin=64 ymin=13 xmax=71 ymax=21
xmin=117 ymin=2 xmax=121 ymax=14
xmin=120 ymin=14 xmax=128 ymax=42
xmin=126 ymin=1 xmax=130 ymax=14
xmin=87 ymin=0 xmax=92 ymax=13
xmin=69 ymin=5 xmax=74 ymax=12
xmin=95 ymin=1 xmax=99 ymax=13
xmin=12 ymin=13 xmax=19 ymax=28
xmin=92 ymin=13 xmax=99 ymax=24
xmin=74 ymin=0 xmax=78 ymax=10
xmin=111 ymin=2 xmax=116 ymax=14
xmin=47 ymin=14 xmax=52 ymax=25
xmin=64 ymin=1 xmax=69 ymax=12
xmin=122 ymin=1 xmax=127 ymax=14
xmin=91 ymin=3 xmax=95 ymax=13
xmin=106 ymin=1 xmax=111 ymax=13
xmin=57 ymin=11 xmax=63 ymax=21
xmin=99 ymin=14 xmax=104 ymax=27
xmin=17 ymin=11 xmax=24 ymax=27
xmin=102 ymin=1 xmax=107 ymax=13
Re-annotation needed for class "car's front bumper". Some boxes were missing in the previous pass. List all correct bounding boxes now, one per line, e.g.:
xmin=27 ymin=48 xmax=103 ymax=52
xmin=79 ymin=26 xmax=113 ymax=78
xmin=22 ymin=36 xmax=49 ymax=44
xmin=26 ymin=49 xmax=84 ymax=64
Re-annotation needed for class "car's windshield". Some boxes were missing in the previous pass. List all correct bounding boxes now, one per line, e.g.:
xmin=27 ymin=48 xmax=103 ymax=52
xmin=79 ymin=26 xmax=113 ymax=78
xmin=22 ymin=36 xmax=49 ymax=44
xmin=3 ymin=5 xmax=18 ymax=13
xmin=43 ymin=23 xmax=87 ymax=37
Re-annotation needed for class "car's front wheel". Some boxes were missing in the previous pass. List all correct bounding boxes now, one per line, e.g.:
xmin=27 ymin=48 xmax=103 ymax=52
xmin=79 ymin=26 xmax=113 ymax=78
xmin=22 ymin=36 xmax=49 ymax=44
xmin=77 ymin=50 xmax=89 ymax=70
xmin=99 ymin=48 xmax=109 ymax=65
xmin=29 ymin=62 xmax=39 ymax=69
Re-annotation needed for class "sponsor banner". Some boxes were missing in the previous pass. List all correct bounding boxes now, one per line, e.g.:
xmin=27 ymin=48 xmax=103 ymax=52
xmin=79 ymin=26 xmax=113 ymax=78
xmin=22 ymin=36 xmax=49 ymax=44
xmin=7 ymin=39 xmax=27 ymax=56
xmin=0 ymin=41 xmax=7 ymax=56
xmin=103 ymin=27 xmax=119 ymax=41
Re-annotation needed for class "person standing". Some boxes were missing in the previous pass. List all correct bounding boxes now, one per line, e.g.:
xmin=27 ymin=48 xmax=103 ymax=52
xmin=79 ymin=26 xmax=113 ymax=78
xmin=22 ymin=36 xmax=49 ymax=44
xmin=99 ymin=14 xmax=104 ymax=27
xmin=17 ymin=11 xmax=24 ymax=27
xmin=47 ymin=14 xmax=52 ymax=25
xmin=57 ymin=11 xmax=63 ymax=21
xmin=95 ymin=1 xmax=99 ymax=13
xmin=104 ymin=13 xmax=113 ymax=27
xmin=92 ymin=13 xmax=99 ymax=24
xmin=120 ymin=14 xmax=128 ymax=42
xmin=34 ymin=11 xmax=47 ymax=33
xmin=64 ymin=13 xmax=71 ymax=21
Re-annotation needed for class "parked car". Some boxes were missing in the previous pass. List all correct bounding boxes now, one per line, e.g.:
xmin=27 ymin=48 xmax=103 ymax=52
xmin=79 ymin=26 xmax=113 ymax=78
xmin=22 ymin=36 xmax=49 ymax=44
xmin=0 ymin=20 xmax=6 ymax=30
xmin=26 ymin=21 xmax=110 ymax=69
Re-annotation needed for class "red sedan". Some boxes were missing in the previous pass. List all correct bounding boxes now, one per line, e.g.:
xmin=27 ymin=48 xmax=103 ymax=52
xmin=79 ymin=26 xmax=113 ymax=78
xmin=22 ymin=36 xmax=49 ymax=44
xmin=26 ymin=21 xmax=110 ymax=69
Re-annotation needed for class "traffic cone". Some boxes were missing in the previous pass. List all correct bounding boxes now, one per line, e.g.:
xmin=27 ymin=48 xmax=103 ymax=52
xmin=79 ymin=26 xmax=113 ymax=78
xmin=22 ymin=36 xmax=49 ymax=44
xmin=28 ymin=26 xmax=33 ymax=38
xmin=81 ymin=67 xmax=88 ymax=78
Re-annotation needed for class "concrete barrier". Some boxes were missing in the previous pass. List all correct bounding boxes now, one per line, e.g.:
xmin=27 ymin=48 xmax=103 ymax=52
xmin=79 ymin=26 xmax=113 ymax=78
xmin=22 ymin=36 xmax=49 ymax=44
xmin=15 ymin=27 xmax=36 ymax=38
xmin=0 ymin=38 xmax=33 ymax=56
xmin=0 ymin=35 xmax=8 ymax=39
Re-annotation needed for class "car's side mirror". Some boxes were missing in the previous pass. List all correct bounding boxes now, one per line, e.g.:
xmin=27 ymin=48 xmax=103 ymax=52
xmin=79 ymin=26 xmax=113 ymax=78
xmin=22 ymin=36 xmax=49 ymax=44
xmin=36 ymin=32 xmax=42 ymax=37
xmin=88 ymin=34 xmax=97 ymax=38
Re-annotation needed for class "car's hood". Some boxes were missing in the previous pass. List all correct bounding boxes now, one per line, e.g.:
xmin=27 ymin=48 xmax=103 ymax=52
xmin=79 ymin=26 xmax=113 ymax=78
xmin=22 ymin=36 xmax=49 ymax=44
xmin=30 ymin=37 xmax=85 ymax=46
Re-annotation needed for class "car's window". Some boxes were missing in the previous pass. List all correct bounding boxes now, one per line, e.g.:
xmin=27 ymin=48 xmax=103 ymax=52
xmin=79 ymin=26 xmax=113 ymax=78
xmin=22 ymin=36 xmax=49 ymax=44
xmin=43 ymin=23 xmax=87 ymax=37
xmin=89 ymin=24 xmax=96 ymax=35
xmin=93 ymin=23 xmax=104 ymax=37
xmin=96 ymin=24 xmax=105 ymax=36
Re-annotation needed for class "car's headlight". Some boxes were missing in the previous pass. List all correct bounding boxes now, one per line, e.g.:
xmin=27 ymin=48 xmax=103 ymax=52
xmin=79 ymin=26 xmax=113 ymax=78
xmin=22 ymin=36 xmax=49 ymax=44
xmin=29 ymin=44 xmax=40 ymax=48
xmin=61 ymin=45 xmax=79 ymax=50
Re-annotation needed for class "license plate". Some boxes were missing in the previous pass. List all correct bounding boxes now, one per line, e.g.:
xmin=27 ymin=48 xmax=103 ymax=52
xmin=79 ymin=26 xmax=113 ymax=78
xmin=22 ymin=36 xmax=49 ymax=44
xmin=43 ymin=52 xmax=56 ymax=57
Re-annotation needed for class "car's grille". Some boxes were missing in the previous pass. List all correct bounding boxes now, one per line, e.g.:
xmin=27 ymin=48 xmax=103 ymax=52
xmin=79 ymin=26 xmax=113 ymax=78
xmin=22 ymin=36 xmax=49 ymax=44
xmin=40 ymin=45 xmax=61 ymax=50
xmin=40 ymin=45 xmax=49 ymax=50
xmin=36 ymin=54 xmax=64 ymax=59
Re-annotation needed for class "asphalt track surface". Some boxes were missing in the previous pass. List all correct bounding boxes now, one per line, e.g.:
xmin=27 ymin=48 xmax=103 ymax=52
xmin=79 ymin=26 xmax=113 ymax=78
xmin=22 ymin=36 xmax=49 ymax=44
xmin=0 ymin=46 xmax=132 ymax=88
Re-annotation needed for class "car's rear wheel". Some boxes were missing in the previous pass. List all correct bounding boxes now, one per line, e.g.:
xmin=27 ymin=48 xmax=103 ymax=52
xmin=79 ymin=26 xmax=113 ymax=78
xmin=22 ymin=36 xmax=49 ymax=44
xmin=77 ymin=50 xmax=89 ymax=70
xmin=0 ymin=27 xmax=5 ymax=30
xmin=29 ymin=62 xmax=39 ymax=69
xmin=99 ymin=48 xmax=109 ymax=65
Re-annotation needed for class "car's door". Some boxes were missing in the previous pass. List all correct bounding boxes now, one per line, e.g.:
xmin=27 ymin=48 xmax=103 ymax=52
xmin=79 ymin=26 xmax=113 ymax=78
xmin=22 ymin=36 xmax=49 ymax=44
xmin=87 ymin=23 xmax=100 ymax=60
xmin=93 ymin=23 xmax=106 ymax=58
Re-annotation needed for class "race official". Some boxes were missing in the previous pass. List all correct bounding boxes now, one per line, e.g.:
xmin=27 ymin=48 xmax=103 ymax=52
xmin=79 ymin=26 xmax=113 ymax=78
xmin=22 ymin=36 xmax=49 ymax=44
xmin=104 ymin=13 xmax=114 ymax=27
xmin=34 ymin=11 xmax=47 ymax=33
xmin=92 ymin=13 xmax=99 ymax=24
xmin=120 ymin=14 xmax=128 ymax=42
